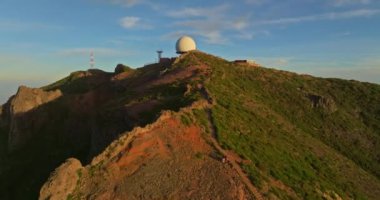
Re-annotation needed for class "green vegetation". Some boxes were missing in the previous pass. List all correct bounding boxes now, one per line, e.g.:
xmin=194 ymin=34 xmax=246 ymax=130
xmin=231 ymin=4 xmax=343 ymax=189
xmin=180 ymin=113 xmax=193 ymax=126
xmin=66 ymin=194 xmax=74 ymax=200
xmin=43 ymin=71 xmax=87 ymax=91
xmin=42 ymin=70 xmax=111 ymax=94
xmin=137 ymin=82 xmax=198 ymax=123
xmin=76 ymin=169 xmax=83 ymax=179
xmin=193 ymin=109 xmax=210 ymax=134
xmin=183 ymin=51 xmax=380 ymax=199
xmin=114 ymin=64 xmax=134 ymax=74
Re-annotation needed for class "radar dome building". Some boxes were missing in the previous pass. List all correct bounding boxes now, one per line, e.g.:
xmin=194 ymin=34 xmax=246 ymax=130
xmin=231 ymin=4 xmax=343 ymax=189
xmin=176 ymin=36 xmax=197 ymax=54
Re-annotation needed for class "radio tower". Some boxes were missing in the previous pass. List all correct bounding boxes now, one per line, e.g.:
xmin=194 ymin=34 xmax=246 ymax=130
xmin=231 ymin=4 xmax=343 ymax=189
xmin=90 ymin=51 xmax=95 ymax=68
xmin=156 ymin=50 xmax=163 ymax=63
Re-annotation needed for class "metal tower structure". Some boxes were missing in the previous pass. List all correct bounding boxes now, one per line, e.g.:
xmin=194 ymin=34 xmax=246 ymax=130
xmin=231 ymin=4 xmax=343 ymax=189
xmin=156 ymin=50 xmax=163 ymax=63
xmin=90 ymin=51 xmax=95 ymax=68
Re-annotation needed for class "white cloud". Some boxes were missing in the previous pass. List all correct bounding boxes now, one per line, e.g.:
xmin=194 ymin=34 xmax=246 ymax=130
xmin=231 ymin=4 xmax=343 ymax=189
xmin=235 ymin=30 xmax=270 ymax=40
xmin=200 ymin=31 xmax=227 ymax=44
xmin=167 ymin=7 xmax=207 ymax=18
xmin=119 ymin=16 xmax=140 ymax=28
xmin=167 ymin=4 xmax=252 ymax=44
xmin=232 ymin=17 xmax=250 ymax=30
xmin=171 ymin=20 xmax=229 ymax=44
xmin=119 ymin=16 xmax=152 ymax=29
xmin=167 ymin=4 xmax=229 ymax=18
xmin=160 ymin=31 xmax=188 ymax=40
xmin=255 ymin=9 xmax=380 ymax=26
xmin=332 ymin=0 xmax=372 ymax=7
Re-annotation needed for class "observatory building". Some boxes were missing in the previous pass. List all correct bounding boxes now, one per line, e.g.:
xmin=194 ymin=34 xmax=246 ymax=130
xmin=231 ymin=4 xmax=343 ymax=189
xmin=176 ymin=36 xmax=196 ymax=54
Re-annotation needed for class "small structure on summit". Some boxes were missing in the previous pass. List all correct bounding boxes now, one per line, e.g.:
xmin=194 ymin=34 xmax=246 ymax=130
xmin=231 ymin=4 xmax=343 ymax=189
xmin=176 ymin=36 xmax=197 ymax=54
xmin=156 ymin=50 xmax=163 ymax=62
xmin=233 ymin=59 xmax=261 ymax=67
xmin=155 ymin=35 xmax=196 ymax=65
xmin=156 ymin=49 xmax=176 ymax=64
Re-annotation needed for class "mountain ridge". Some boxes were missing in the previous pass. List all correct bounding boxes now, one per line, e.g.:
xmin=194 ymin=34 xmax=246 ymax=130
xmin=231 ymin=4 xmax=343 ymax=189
xmin=0 ymin=51 xmax=379 ymax=199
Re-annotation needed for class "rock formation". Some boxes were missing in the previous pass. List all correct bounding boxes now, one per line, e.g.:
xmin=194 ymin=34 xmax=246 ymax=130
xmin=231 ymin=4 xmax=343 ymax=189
xmin=6 ymin=86 xmax=62 ymax=151
xmin=39 ymin=158 xmax=83 ymax=200
xmin=306 ymin=93 xmax=337 ymax=113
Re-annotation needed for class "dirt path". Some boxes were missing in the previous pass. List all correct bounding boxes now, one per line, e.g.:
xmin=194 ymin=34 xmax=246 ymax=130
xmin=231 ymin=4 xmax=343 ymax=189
xmin=200 ymin=86 xmax=264 ymax=200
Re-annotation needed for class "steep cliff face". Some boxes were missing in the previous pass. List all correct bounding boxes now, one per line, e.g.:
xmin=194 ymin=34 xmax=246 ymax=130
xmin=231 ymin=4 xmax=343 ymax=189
xmin=6 ymin=86 xmax=62 ymax=151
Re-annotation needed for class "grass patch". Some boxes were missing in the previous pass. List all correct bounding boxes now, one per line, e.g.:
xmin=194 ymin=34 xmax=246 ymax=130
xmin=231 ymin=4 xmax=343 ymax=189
xmin=183 ymin=51 xmax=380 ymax=199
xmin=180 ymin=113 xmax=192 ymax=126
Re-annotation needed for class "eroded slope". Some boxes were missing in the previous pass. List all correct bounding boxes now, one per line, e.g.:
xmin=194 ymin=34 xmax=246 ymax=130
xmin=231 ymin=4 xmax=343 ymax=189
xmin=41 ymin=109 xmax=253 ymax=200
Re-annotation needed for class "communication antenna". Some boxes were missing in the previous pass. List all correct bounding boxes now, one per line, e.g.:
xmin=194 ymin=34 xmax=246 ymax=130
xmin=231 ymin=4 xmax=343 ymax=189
xmin=156 ymin=50 xmax=163 ymax=63
xmin=90 ymin=51 xmax=95 ymax=68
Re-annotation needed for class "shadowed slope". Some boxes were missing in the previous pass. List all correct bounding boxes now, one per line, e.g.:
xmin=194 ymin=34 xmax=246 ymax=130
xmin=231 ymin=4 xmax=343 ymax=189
xmin=0 ymin=57 xmax=207 ymax=199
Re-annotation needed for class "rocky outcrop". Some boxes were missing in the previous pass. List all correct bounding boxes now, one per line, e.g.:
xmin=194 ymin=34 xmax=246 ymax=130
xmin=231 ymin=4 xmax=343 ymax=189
xmin=114 ymin=64 xmax=132 ymax=74
xmin=9 ymin=86 xmax=62 ymax=114
xmin=39 ymin=158 xmax=83 ymax=200
xmin=7 ymin=86 xmax=62 ymax=151
xmin=306 ymin=93 xmax=337 ymax=113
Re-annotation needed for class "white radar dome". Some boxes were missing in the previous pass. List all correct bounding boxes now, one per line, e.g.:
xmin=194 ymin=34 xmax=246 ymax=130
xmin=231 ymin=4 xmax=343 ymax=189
xmin=176 ymin=36 xmax=196 ymax=54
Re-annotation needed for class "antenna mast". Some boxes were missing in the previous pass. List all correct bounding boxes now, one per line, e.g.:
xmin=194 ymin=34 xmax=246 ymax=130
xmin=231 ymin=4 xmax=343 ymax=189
xmin=156 ymin=50 xmax=163 ymax=63
xmin=90 ymin=51 xmax=95 ymax=68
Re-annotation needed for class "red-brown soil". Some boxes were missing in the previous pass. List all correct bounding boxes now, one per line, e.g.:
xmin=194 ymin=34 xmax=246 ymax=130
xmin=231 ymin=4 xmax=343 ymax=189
xmin=49 ymin=112 xmax=254 ymax=200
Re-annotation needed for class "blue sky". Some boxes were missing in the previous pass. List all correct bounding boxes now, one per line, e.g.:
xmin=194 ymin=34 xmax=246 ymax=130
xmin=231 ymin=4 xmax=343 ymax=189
xmin=1 ymin=0 xmax=380 ymax=103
